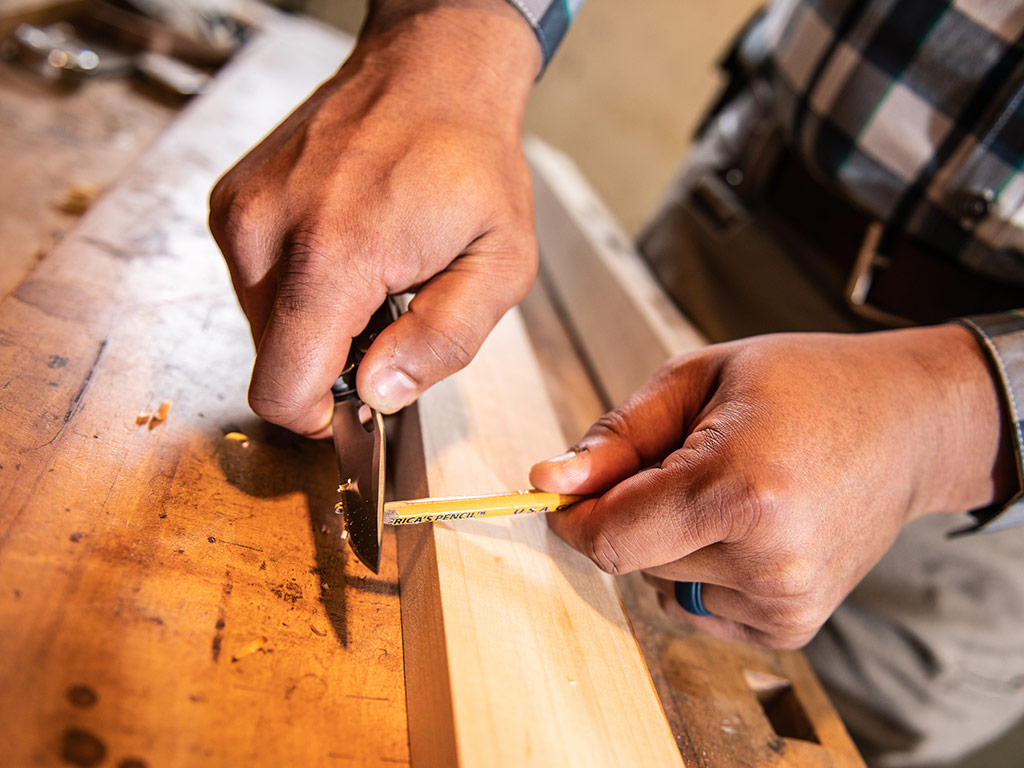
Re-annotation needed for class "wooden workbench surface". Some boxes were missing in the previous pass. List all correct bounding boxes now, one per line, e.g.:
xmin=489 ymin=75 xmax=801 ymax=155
xmin=0 ymin=7 xmax=862 ymax=768
xmin=0 ymin=12 xmax=408 ymax=767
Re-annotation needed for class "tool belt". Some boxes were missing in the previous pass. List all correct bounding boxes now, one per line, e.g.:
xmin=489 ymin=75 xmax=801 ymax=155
xmin=758 ymin=148 xmax=1024 ymax=325
xmin=695 ymin=17 xmax=1024 ymax=326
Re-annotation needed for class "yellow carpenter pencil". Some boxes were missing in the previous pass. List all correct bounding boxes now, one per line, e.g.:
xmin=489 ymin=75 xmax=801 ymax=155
xmin=383 ymin=490 xmax=584 ymax=526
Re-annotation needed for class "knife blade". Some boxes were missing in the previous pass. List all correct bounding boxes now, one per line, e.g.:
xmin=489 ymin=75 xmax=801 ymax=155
xmin=331 ymin=300 xmax=396 ymax=573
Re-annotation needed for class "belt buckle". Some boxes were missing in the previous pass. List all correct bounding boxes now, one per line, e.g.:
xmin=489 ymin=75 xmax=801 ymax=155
xmin=845 ymin=221 xmax=913 ymax=326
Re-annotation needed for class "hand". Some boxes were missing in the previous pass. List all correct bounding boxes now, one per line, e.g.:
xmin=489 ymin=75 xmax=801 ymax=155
xmin=209 ymin=2 xmax=540 ymax=436
xmin=530 ymin=325 xmax=1016 ymax=649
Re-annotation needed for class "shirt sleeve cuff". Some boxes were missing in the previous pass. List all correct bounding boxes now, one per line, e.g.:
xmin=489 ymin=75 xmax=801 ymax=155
xmin=957 ymin=312 xmax=1024 ymax=532
xmin=503 ymin=0 xmax=581 ymax=72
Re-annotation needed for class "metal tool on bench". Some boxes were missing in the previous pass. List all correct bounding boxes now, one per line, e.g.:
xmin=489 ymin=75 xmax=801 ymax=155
xmin=331 ymin=299 xmax=582 ymax=573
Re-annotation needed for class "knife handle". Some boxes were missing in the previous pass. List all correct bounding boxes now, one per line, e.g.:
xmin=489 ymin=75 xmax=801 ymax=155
xmin=331 ymin=299 xmax=398 ymax=402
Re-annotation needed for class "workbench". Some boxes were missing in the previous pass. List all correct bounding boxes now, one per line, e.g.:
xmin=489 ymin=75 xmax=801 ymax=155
xmin=0 ymin=7 xmax=863 ymax=767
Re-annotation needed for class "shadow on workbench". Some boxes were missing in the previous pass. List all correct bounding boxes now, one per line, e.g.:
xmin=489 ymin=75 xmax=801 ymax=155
xmin=216 ymin=417 xmax=397 ymax=650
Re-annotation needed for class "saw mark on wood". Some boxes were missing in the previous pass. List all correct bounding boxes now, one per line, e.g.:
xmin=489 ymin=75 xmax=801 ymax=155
xmin=206 ymin=535 xmax=263 ymax=552
xmin=211 ymin=614 xmax=226 ymax=663
xmin=36 ymin=339 xmax=107 ymax=449
xmin=211 ymin=570 xmax=232 ymax=662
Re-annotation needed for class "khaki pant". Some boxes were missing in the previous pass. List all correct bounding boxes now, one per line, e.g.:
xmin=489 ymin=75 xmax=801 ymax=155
xmin=637 ymin=89 xmax=1024 ymax=768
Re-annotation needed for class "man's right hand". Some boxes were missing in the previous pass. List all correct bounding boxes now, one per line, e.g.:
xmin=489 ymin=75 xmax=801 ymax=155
xmin=209 ymin=1 xmax=541 ymax=437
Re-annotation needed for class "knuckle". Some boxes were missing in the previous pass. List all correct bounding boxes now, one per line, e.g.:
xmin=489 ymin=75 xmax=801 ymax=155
xmin=733 ymin=473 xmax=786 ymax=534
xmin=770 ymin=600 xmax=825 ymax=639
xmin=723 ymin=467 xmax=810 ymax=550
xmin=247 ymin=365 xmax=318 ymax=433
xmin=757 ymin=557 xmax=817 ymax=599
xmin=742 ymin=604 xmax=824 ymax=651
xmin=248 ymin=387 xmax=301 ymax=429
xmin=275 ymin=228 xmax=374 ymax=317
xmin=506 ymin=253 xmax=538 ymax=302
xmin=284 ymin=225 xmax=338 ymax=273
xmin=585 ymin=527 xmax=625 ymax=576
xmin=209 ymin=184 xmax=259 ymax=244
xmin=419 ymin=313 xmax=480 ymax=372
xmin=590 ymin=408 xmax=634 ymax=444
xmin=758 ymin=629 xmax=817 ymax=652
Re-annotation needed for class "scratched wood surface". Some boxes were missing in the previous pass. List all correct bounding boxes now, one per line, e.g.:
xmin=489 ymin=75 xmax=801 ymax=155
xmin=0 ymin=13 xmax=410 ymax=768
xmin=524 ymin=138 xmax=865 ymax=768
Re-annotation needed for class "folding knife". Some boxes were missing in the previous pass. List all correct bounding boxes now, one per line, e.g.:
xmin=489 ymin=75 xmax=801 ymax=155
xmin=331 ymin=300 xmax=397 ymax=573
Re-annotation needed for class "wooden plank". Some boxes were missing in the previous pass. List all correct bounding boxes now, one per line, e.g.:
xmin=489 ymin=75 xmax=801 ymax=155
xmin=0 ymin=12 xmax=410 ymax=767
xmin=525 ymin=136 xmax=864 ymax=768
xmin=619 ymin=577 xmax=865 ymax=768
xmin=526 ymin=136 xmax=706 ymax=406
xmin=395 ymin=310 xmax=685 ymax=768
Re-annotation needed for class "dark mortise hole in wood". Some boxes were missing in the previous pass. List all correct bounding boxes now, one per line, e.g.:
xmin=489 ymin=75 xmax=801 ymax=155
xmin=743 ymin=670 xmax=820 ymax=744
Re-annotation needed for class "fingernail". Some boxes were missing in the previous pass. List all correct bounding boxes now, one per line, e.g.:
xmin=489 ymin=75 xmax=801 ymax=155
xmin=371 ymin=367 xmax=418 ymax=413
xmin=543 ymin=450 xmax=580 ymax=464
xmin=531 ymin=447 xmax=591 ymax=491
xmin=543 ymin=445 xmax=590 ymax=464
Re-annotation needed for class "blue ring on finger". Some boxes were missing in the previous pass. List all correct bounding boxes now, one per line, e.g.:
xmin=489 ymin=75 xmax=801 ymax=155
xmin=674 ymin=581 xmax=713 ymax=617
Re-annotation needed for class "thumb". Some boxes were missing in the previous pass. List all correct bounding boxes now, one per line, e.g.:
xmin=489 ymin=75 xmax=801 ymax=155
xmin=530 ymin=352 xmax=719 ymax=494
xmin=357 ymin=249 xmax=535 ymax=413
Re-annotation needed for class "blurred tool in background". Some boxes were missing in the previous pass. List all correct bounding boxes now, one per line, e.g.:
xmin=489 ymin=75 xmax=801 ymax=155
xmin=0 ymin=0 xmax=260 ymax=96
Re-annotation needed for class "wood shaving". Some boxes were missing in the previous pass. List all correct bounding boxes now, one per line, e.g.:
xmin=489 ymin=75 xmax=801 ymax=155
xmin=224 ymin=431 xmax=249 ymax=447
xmin=148 ymin=399 xmax=172 ymax=429
xmin=135 ymin=411 xmax=151 ymax=425
xmin=230 ymin=636 xmax=267 ymax=663
xmin=56 ymin=182 xmax=103 ymax=215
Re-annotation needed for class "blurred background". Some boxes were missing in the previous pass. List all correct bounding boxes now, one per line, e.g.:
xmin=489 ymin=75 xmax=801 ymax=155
xmin=303 ymin=0 xmax=762 ymax=236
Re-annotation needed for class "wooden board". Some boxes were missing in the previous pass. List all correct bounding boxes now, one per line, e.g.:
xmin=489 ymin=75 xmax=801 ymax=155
xmin=0 ymin=13 xmax=410 ymax=768
xmin=394 ymin=309 xmax=685 ymax=768
xmin=525 ymin=136 xmax=865 ymax=768
xmin=526 ymin=136 xmax=706 ymax=406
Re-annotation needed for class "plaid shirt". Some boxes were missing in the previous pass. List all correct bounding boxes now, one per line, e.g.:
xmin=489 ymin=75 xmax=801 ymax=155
xmin=511 ymin=0 xmax=1024 ymax=529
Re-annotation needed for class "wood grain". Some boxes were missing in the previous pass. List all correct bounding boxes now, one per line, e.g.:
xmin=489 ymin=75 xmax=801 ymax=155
xmin=0 ymin=13 xmax=410 ymax=767
xmin=395 ymin=310 xmax=685 ymax=768
xmin=524 ymin=136 xmax=865 ymax=768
